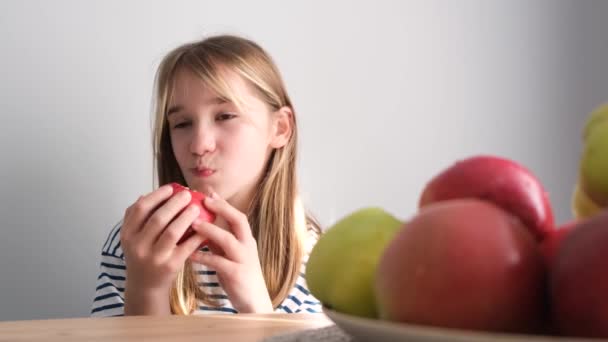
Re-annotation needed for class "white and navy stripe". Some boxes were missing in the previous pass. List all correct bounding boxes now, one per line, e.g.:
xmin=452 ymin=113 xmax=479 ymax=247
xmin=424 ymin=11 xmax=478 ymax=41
xmin=91 ymin=222 xmax=322 ymax=316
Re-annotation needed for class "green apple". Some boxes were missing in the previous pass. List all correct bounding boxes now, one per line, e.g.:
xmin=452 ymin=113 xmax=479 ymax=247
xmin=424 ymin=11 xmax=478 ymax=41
xmin=583 ymin=103 xmax=608 ymax=141
xmin=571 ymin=182 xmax=602 ymax=219
xmin=305 ymin=207 xmax=403 ymax=318
xmin=580 ymin=120 xmax=608 ymax=207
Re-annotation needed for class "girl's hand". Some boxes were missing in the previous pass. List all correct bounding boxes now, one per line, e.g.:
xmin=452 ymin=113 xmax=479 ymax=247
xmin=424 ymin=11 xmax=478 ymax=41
xmin=189 ymin=191 xmax=273 ymax=313
xmin=120 ymin=184 xmax=208 ymax=315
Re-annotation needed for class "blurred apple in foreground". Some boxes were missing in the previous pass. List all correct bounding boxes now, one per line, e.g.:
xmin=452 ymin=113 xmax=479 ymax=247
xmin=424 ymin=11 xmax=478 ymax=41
xmin=539 ymin=220 xmax=578 ymax=268
xmin=550 ymin=210 xmax=608 ymax=338
xmin=571 ymin=183 xmax=603 ymax=220
xmin=582 ymin=102 xmax=608 ymax=140
xmin=580 ymin=121 xmax=608 ymax=208
xmin=419 ymin=155 xmax=554 ymax=241
xmin=374 ymin=199 xmax=546 ymax=334
xmin=306 ymin=207 xmax=402 ymax=318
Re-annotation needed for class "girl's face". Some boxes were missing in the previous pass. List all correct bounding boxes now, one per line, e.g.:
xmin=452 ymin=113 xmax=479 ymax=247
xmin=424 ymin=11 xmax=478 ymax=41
xmin=166 ymin=68 xmax=290 ymax=212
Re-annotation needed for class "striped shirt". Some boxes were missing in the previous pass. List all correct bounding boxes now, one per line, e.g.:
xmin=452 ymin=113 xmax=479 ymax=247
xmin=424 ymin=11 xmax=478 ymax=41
xmin=91 ymin=221 xmax=323 ymax=316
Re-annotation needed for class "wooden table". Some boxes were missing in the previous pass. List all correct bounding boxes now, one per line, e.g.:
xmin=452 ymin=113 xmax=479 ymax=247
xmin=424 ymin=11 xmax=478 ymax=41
xmin=0 ymin=313 xmax=335 ymax=342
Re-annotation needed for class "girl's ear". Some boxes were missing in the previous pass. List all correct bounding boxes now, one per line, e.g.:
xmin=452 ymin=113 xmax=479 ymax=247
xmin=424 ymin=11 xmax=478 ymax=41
xmin=270 ymin=106 xmax=293 ymax=149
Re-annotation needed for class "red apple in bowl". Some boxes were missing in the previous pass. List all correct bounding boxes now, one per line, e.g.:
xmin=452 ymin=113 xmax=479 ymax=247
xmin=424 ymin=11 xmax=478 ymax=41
xmin=539 ymin=220 xmax=578 ymax=268
xmin=550 ymin=209 xmax=608 ymax=338
xmin=419 ymin=155 xmax=555 ymax=241
xmin=374 ymin=199 xmax=546 ymax=334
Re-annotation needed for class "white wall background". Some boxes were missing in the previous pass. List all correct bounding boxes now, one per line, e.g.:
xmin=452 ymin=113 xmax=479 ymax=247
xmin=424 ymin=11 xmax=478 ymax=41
xmin=1 ymin=0 xmax=607 ymax=321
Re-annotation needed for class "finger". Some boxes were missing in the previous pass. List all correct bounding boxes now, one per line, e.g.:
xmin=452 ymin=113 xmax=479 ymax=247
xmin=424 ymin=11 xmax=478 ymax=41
xmin=120 ymin=195 xmax=143 ymax=241
xmin=139 ymin=189 xmax=193 ymax=246
xmin=154 ymin=203 xmax=201 ymax=252
xmin=123 ymin=195 xmax=143 ymax=221
xmin=203 ymin=192 xmax=252 ymax=241
xmin=189 ymin=250 xmax=235 ymax=273
xmin=191 ymin=220 xmax=241 ymax=261
xmin=206 ymin=241 xmax=225 ymax=256
xmin=173 ymin=231 xmax=209 ymax=263
xmin=122 ymin=183 xmax=174 ymax=240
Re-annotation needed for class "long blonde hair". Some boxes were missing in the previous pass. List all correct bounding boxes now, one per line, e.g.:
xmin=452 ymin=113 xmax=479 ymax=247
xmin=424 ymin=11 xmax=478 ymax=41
xmin=150 ymin=34 xmax=321 ymax=314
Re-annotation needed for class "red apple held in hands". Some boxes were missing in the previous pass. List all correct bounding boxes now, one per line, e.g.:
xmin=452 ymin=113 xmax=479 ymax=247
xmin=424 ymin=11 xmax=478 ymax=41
xmin=169 ymin=183 xmax=216 ymax=246
xmin=539 ymin=220 xmax=578 ymax=268
xmin=374 ymin=199 xmax=546 ymax=334
xmin=419 ymin=155 xmax=555 ymax=241
xmin=550 ymin=209 xmax=608 ymax=338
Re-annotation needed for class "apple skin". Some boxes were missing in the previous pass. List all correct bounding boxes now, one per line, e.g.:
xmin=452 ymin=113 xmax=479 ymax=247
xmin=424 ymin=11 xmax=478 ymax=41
xmin=539 ymin=220 xmax=578 ymax=268
xmin=375 ymin=199 xmax=546 ymax=334
xmin=169 ymin=183 xmax=215 ymax=246
xmin=550 ymin=209 xmax=608 ymax=338
xmin=419 ymin=155 xmax=555 ymax=241
xmin=305 ymin=207 xmax=403 ymax=318
xmin=580 ymin=121 xmax=608 ymax=208
xmin=582 ymin=102 xmax=608 ymax=141
xmin=571 ymin=183 xmax=603 ymax=220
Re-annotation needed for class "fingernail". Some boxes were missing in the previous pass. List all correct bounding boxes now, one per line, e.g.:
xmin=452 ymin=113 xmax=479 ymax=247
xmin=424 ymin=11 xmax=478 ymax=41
xmin=211 ymin=191 xmax=219 ymax=199
xmin=189 ymin=205 xmax=200 ymax=214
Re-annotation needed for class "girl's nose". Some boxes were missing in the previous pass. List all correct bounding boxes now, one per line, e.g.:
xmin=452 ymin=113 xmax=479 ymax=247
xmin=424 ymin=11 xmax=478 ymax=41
xmin=190 ymin=125 xmax=216 ymax=155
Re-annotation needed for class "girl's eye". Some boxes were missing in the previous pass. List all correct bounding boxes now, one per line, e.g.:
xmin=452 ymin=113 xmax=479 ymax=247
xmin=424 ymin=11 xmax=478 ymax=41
xmin=172 ymin=121 xmax=191 ymax=129
xmin=216 ymin=113 xmax=236 ymax=121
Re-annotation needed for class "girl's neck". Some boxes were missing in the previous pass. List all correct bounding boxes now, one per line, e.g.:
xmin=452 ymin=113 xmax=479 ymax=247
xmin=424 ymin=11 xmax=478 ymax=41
xmin=221 ymin=188 xmax=256 ymax=230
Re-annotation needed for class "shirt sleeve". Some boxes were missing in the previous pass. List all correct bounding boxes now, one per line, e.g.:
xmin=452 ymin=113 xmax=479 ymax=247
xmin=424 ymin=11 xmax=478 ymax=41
xmin=90 ymin=221 xmax=126 ymax=317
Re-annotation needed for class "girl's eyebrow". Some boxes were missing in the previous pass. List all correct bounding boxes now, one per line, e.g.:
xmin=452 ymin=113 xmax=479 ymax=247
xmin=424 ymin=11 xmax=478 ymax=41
xmin=211 ymin=96 xmax=229 ymax=105
xmin=167 ymin=105 xmax=183 ymax=116
xmin=167 ymin=97 xmax=229 ymax=116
